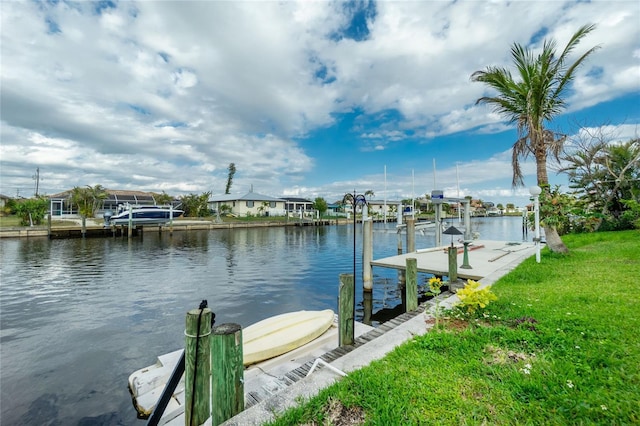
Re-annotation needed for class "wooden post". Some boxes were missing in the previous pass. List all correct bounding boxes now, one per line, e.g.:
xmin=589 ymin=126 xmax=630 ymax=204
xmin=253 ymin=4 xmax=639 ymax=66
xmin=397 ymin=220 xmax=406 ymax=287
xmin=185 ymin=307 xmax=212 ymax=426
xmin=211 ymin=323 xmax=244 ymax=426
xmin=338 ymin=273 xmax=354 ymax=347
xmin=362 ymin=291 xmax=373 ymax=326
xmin=47 ymin=213 xmax=51 ymax=237
xmin=405 ymin=257 xmax=418 ymax=312
xmin=448 ymin=246 xmax=458 ymax=282
xmin=406 ymin=217 xmax=415 ymax=253
xmin=362 ymin=218 xmax=373 ymax=292
xmin=81 ymin=217 xmax=86 ymax=238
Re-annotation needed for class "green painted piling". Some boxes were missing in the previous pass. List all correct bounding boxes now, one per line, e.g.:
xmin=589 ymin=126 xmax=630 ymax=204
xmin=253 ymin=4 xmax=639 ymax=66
xmin=405 ymin=257 xmax=418 ymax=311
xmin=185 ymin=307 xmax=212 ymax=426
xmin=448 ymin=246 xmax=458 ymax=282
xmin=211 ymin=323 xmax=244 ymax=426
xmin=339 ymin=273 xmax=354 ymax=347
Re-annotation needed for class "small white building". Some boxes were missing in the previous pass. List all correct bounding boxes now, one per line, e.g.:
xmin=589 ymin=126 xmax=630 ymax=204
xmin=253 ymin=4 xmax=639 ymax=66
xmin=208 ymin=190 xmax=286 ymax=217
xmin=366 ymin=200 xmax=402 ymax=218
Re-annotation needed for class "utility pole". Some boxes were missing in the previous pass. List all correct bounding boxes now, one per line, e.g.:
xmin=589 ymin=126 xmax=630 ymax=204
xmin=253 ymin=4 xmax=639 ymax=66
xmin=33 ymin=168 xmax=40 ymax=197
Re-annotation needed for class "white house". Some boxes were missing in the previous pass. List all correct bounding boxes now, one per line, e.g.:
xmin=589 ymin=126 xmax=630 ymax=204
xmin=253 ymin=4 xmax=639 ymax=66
xmin=366 ymin=200 xmax=402 ymax=218
xmin=208 ymin=190 xmax=286 ymax=217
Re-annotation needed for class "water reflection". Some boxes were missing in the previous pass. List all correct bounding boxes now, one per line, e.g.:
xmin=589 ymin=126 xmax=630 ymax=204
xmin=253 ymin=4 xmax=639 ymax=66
xmin=0 ymin=216 xmax=526 ymax=425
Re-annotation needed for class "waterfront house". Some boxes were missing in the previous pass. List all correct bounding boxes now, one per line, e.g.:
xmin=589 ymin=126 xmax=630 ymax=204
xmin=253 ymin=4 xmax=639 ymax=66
xmin=208 ymin=190 xmax=286 ymax=217
xmin=282 ymin=197 xmax=314 ymax=214
xmin=48 ymin=189 xmax=177 ymax=218
xmin=366 ymin=200 xmax=402 ymax=218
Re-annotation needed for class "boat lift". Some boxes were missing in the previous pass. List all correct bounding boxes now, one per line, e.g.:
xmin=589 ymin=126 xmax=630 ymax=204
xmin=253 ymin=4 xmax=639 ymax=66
xmin=430 ymin=190 xmax=472 ymax=246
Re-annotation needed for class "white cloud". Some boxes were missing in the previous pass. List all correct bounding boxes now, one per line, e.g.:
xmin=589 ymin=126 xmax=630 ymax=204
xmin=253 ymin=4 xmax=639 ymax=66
xmin=0 ymin=0 xmax=637 ymax=205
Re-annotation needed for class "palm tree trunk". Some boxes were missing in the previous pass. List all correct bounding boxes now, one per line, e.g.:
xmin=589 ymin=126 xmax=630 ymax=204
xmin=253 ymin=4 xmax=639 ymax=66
xmin=543 ymin=225 xmax=568 ymax=254
xmin=536 ymin=143 xmax=569 ymax=254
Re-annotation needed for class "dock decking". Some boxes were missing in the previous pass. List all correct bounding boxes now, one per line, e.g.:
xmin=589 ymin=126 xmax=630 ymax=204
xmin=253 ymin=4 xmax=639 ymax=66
xmin=371 ymin=239 xmax=536 ymax=281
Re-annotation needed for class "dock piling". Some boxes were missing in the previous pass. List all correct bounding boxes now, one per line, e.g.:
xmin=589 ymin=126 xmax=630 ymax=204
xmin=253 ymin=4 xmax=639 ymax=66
xmin=185 ymin=306 xmax=212 ymax=426
xmin=406 ymin=217 xmax=415 ymax=253
xmin=338 ymin=273 xmax=355 ymax=347
xmin=447 ymin=246 xmax=458 ymax=282
xmin=405 ymin=257 xmax=418 ymax=312
xmin=211 ymin=323 xmax=244 ymax=426
xmin=362 ymin=217 xmax=373 ymax=292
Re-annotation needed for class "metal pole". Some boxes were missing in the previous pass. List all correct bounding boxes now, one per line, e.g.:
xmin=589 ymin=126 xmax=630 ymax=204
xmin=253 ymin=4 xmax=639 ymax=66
xmin=353 ymin=192 xmax=357 ymax=325
xmin=534 ymin=195 xmax=541 ymax=263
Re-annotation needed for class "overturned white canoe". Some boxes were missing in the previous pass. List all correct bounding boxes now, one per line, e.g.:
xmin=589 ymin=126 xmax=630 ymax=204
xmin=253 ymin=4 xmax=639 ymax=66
xmin=242 ymin=309 xmax=335 ymax=366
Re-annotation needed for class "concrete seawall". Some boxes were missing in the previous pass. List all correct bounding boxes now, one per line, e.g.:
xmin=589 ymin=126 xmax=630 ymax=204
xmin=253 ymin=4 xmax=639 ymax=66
xmin=0 ymin=219 xmax=356 ymax=239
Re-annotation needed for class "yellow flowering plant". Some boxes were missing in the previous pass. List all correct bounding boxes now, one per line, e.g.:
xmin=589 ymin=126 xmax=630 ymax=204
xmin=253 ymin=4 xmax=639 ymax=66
xmin=456 ymin=279 xmax=498 ymax=314
xmin=426 ymin=276 xmax=445 ymax=326
xmin=428 ymin=276 xmax=443 ymax=295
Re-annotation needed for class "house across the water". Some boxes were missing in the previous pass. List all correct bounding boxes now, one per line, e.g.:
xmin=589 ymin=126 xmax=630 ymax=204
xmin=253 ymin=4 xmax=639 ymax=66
xmin=48 ymin=189 xmax=178 ymax=218
xmin=208 ymin=190 xmax=288 ymax=217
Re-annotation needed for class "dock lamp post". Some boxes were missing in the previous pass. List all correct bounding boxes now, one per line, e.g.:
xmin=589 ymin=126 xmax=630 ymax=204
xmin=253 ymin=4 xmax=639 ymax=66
xmin=343 ymin=190 xmax=368 ymax=288
xmin=529 ymin=185 xmax=542 ymax=263
xmin=443 ymin=225 xmax=463 ymax=283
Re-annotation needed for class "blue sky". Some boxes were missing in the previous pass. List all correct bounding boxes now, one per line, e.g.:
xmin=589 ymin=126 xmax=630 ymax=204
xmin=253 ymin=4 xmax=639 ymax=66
xmin=1 ymin=1 xmax=638 ymax=207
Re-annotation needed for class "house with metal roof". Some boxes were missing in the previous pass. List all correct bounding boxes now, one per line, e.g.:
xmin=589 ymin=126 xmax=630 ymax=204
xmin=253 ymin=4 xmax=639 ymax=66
xmin=48 ymin=189 xmax=178 ymax=218
xmin=208 ymin=190 xmax=286 ymax=217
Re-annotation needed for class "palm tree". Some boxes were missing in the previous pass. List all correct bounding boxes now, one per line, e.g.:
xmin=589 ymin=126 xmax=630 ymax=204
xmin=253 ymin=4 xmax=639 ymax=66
xmin=471 ymin=24 xmax=600 ymax=253
xmin=71 ymin=185 xmax=107 ymax=218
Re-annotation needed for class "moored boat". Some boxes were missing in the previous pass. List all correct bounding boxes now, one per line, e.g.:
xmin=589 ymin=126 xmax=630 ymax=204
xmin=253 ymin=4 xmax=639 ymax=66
xmin=107 ymin=204 xmax=183 ymax=226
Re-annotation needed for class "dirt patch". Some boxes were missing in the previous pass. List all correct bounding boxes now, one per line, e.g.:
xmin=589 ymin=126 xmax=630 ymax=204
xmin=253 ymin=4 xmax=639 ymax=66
xmin=425 ymin=316 xmax=473 ymax=332
xmin=483 ymin=344 xmax=533 ymax=365
xmin=302 ymin=397 xmax=366 ymax=426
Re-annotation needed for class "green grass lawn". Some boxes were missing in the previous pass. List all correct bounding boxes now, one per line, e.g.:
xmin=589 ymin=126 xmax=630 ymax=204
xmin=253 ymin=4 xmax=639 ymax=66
xmin=267 ymin=230 xmax=640 ymax=425
xmin=0 ymin=215 xmax=23 ymax=227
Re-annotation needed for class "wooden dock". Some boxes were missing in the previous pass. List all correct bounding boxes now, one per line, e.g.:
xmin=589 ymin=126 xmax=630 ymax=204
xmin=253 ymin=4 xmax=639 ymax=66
xmin=128 ymin=304 xmax=441 ymax=426
xmin=371 ymin=240 xmax=536 ymax=281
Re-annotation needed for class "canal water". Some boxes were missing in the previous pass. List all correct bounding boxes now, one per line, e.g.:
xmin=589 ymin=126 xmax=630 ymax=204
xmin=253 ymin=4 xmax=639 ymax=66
xmin=0 ymin=216 xmax=527 ymax=426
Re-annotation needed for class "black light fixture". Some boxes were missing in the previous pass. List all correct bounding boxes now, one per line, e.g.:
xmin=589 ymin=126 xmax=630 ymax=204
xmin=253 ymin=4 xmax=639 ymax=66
xmin=443 ymin=225 xmax=463 ymax=246
xmin=342 ymin=190 xmax=368 ymax=323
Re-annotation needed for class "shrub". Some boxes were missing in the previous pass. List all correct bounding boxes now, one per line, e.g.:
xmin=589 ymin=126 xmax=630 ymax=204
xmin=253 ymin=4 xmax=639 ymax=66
xmin=14 ymin=197 xmax=49 ymax=226
xmin=456 ymin=279 xmax=497 ymax=314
